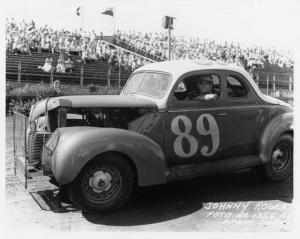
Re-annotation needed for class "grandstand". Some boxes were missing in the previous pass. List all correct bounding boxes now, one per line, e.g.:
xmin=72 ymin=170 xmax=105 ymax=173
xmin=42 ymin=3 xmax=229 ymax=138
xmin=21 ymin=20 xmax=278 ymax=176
xmin=5 ymin=19 xmax=294 ymax=99
xmin=6 ymin=49 xmax=131 ymax=86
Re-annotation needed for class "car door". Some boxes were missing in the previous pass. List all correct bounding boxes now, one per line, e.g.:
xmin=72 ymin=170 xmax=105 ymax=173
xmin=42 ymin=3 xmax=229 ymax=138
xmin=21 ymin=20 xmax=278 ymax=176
xmin=163 ymin=70 xmax=228 ymax=165
xmin=222 ymin=71 xmax=262 ymax=158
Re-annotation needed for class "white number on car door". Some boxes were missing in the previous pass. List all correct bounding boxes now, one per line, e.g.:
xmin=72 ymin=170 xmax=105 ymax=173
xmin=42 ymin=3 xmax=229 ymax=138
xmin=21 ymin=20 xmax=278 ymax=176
xmin=171 ymin=114 xmax=220 ymax=158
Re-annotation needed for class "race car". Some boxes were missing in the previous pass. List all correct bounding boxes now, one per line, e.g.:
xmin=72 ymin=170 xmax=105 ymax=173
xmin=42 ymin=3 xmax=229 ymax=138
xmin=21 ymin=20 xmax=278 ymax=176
xmin=23 ymin=60 xmax=293 ymax=212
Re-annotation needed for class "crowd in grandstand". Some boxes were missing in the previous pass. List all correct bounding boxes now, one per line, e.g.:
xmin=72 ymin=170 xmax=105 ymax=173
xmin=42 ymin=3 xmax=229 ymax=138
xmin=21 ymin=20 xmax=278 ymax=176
xmin=6 ymin=18 xmax=294 ymax=74
xmin=115 ymin=30 xmax=294 ymax=71
xmin=5 ymin=18 xmax=152 ymax=73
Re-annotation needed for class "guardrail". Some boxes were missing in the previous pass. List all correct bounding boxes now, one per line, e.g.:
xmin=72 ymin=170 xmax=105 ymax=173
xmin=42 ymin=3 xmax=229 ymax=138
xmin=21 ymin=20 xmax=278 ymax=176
xmin=7 ymin=60 xmax=131 ymax=87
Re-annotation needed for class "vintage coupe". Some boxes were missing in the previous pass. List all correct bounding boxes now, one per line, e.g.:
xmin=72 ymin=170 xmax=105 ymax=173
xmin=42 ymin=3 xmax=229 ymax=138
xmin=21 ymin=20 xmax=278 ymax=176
xmin=25 ymin=60 xmax=293 ymax=212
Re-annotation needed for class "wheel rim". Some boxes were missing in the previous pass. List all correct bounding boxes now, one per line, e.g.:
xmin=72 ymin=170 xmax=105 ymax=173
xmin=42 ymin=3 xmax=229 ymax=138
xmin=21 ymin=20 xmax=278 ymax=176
xmin=271 ymin=143 xmax=291 ymax=172
xmin=81 ymin=165 xmax=122 ymax=204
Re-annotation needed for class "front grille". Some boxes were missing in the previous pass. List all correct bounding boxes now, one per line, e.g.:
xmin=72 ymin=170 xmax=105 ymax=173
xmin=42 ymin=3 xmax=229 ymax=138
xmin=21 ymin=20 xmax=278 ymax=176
xmin=27 ymin=132 xmax=51 ymax=165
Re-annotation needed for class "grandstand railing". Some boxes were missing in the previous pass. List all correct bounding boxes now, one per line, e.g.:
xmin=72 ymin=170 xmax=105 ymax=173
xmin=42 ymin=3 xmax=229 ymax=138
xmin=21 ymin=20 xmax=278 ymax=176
xmin=112 ymin=37 xmax=166 ymax=62
xmin=7 ymin=58 xmax=132 ymax=87
xmin=8 ymin=60 xmax=293 ymax=96
xmin=100 ymin=40 xmax=157 ymax=63
xmin=255 ymin=72 xmax=293 ymax=95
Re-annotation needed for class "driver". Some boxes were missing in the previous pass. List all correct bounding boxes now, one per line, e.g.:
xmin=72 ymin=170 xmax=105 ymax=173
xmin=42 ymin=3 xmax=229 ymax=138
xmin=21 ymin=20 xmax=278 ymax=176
xmin=187 ymin=75 xmax=218 ymax=101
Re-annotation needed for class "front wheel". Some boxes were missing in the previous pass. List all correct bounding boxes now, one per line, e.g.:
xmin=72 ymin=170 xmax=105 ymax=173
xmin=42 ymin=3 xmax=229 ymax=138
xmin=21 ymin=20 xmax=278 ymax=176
xmin=67 ymin=153 xmax=134 ymax=212
xmin=263 ymin=134 xmax=293 ymax=181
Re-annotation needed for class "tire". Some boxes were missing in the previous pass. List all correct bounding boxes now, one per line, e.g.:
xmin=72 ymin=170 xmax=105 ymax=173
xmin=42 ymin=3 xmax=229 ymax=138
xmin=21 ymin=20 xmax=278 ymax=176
xmin=67 ymin=153 xmax=134 ymax=212
xmin=263 ymin=134 xmax=293 ymax=181
xmin=251 ymin=165 xmax=266 ymax=181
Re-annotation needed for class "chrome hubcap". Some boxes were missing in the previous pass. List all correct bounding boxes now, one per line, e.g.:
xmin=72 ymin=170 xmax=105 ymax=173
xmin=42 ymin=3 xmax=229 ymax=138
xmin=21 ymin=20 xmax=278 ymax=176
xmin=89 ymin=171 xmax=112 ymax=193
xmin=272 ymin=143 xmax=290 ymax=171
xmin=81 ymin=165 xmax=122 ymax=204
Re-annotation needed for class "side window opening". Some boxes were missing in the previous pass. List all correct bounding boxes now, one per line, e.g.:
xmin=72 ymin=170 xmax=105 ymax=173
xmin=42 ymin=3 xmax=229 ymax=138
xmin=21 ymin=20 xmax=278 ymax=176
xmin=35 ymin=114 xmax=46 ymax=131
xmin=227 ymin=75 xmax=248 ymax=98
xmin=65 ymin=108 xmax=85 ymax=126
xmin=174 ymin=74 xmax=220 ymax=101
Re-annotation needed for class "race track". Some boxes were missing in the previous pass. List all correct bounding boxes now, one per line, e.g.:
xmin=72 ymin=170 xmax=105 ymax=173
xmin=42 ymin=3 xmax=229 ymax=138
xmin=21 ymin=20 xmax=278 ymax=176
xmin=5 ymin=117 xmax=293 ymax=232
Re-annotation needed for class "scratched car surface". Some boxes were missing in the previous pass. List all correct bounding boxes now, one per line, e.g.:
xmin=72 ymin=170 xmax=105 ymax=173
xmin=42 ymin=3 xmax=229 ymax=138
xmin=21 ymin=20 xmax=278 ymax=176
xmin=26 ymin=60 xmax=293 ymax=212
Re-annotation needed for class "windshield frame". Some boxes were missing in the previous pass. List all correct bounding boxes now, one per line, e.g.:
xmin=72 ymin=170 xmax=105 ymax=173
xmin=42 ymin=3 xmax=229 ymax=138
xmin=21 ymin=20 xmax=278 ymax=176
xmin=122 ymin=70 xmax=173 ymax=99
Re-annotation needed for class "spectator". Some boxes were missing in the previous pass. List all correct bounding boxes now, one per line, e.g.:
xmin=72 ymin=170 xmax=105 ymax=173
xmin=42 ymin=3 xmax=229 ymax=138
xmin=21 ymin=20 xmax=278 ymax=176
xmin=20 ymin=40 xmax=31 ymax=55
xmin=81 ymin=45 xmax=89 ymax=63
xmin=53 ymin=80 xmax=61 ymax=92
xmin=38 ymin=56 xmax=53 ymax=72
xmin=41 ymin=39 xmax=50 ymax=52
xmin=108 ymin=49 xmax=117 ymax=68
xmin=56 ymin=55 xmax=66 ymax=73
xmin=65 ymin=56 xmax=74 ymax=73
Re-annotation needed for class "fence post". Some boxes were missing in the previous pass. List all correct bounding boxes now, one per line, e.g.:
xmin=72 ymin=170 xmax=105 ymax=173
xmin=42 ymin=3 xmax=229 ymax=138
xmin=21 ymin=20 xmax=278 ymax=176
xmin=13 ymin=113 xmax=16 ymax=176
xmin=50 ymin=67 xmax=54 ymax=85
xmin=289 ymin=75 xmax=292 ymax=92
xmin=273 ymin=74 xmax=276 ymax=93
xmin=24 ymin=116 xmax=28 ymax=189
xmin=118 ymin=61 xmax=121 ymax=87
xmin=107 ymin=65 xmax=111 ymax=87
xmin=266 ymin=75 xmax=269 ymax=95
xmin=256 ymin=74 xmax=260 ymax=87
xmin=17 ymin=61 xmax=21 ymax=86
xmin=80 ymin=63 xmax=83 ymax=86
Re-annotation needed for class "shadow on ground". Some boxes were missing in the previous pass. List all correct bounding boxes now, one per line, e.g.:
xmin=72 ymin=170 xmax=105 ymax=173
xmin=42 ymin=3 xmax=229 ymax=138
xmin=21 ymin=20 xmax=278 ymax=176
xmin=82 ymin=169 xmax=293 ymax=226
xmin=30 ymin=189 xmax=79 ymax=213
xmin=24 ymin=169 xmax=293 ymax=225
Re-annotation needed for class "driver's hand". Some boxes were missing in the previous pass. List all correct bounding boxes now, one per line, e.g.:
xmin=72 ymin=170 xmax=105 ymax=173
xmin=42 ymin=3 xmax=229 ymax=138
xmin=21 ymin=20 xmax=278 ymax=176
xmin=204 ymin=94 xmax=217 ymax=100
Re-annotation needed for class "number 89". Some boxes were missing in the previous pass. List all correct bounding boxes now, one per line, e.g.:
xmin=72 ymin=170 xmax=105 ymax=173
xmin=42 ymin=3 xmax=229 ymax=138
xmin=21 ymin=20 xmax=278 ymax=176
xmin=171 ymin=114 xmax=220 ymax=158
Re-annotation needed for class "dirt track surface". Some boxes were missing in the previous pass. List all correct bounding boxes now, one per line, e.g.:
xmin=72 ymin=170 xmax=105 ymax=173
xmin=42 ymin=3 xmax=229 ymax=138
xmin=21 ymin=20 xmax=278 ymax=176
xmin=5 ymin=117 xmax=293 ymax=232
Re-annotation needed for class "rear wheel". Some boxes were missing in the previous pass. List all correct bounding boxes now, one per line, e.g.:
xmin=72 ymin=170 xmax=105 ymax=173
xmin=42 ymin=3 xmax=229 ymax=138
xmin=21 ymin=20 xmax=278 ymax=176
xmin=263 ymin=134 xmax=293 ymax=181
xmin=67 ymin=153 xmax=134 ymax=212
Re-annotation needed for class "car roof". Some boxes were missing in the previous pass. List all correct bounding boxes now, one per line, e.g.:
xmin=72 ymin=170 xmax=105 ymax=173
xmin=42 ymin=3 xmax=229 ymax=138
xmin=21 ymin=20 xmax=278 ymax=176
xmin=131 ymin=59 xmax=265 ymax=108
xmin=134 ymin=59 xmax=252 ymax=79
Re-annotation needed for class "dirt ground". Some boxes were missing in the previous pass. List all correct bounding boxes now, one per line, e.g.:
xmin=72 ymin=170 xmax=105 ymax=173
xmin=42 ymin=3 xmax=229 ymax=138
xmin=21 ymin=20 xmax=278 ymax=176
xmin=5 ymin=117 xmax=293 ymax=232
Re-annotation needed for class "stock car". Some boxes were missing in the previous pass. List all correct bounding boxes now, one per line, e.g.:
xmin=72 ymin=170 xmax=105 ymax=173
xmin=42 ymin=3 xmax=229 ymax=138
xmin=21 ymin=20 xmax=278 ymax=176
xmin=25 ymin=60 xmax=293 ymax=212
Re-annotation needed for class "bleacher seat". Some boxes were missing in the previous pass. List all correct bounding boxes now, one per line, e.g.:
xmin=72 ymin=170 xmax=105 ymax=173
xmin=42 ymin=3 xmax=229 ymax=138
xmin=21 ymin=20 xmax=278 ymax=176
xmin=6 ymin=51 xmax=132 ymax=86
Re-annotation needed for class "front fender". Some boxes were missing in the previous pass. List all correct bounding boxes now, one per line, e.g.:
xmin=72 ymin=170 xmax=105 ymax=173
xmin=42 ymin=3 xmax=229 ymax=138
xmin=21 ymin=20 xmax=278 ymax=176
xmin=259 ymin=112 xmax=293 ymax=163
xmin=51 ymin=127 xmax=170 ymax=186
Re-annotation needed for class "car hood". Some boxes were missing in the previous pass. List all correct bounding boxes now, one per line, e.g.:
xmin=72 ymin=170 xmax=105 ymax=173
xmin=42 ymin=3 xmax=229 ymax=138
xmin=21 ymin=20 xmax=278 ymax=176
xmin=30 ymin=95 xmax=157 ymax=121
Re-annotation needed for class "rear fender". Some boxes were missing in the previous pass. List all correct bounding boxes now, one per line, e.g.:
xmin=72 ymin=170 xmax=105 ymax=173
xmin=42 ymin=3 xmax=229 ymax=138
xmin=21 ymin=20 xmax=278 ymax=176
xmin=50 ymin=127 xmax=170 ymax=186
xmin=259 ymin=112 xmax=293 ymax=163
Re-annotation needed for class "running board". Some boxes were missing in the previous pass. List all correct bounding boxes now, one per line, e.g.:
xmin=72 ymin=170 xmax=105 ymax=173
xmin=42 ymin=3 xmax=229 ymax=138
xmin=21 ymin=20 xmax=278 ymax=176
xmin=167 ymin=155 xmax=262 ymax=182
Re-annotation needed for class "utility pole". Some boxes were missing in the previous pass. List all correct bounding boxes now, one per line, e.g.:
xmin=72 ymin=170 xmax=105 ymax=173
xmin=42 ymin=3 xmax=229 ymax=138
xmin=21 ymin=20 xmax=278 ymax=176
xmin=168 ymin=27 xmax=171 ymax=60
xmin=163 ymin=16 xmax=175 ymax=61
xmin=113 ymin=8 xmax=116 ymax=35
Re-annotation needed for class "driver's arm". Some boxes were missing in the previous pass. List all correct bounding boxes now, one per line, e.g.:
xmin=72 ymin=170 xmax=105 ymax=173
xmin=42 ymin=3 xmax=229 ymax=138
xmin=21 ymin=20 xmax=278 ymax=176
xmin=194 ymin=93 xmax=217 ymax=101
xmin=203 ymin=93 xmax=217 ymax=100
